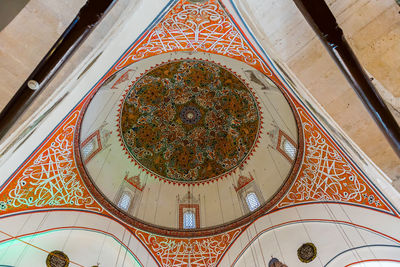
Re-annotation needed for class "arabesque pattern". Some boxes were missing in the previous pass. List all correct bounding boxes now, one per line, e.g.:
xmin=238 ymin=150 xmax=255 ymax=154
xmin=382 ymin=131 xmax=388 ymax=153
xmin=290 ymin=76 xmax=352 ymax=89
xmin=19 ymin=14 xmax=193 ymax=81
xmin=135 ymin=227 xmax=242 ymax=266
xmin=114 ymin=1 xmax=274 ymax=80
xmin=0 ymin=109 xmax=102 ymax=213
xmin=277 ymin=107 xmax=388 ymax=211
xmin=120 ymin=59 xmax=260 ymax=182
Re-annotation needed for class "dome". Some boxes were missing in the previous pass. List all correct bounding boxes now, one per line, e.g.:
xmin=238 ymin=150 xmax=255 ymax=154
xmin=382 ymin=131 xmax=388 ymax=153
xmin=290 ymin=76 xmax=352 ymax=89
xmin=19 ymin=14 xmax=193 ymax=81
xmin=119 ymin=59 xmax=260 ymax=183
xmin=76 ymin=52 xmax=302 ymax=237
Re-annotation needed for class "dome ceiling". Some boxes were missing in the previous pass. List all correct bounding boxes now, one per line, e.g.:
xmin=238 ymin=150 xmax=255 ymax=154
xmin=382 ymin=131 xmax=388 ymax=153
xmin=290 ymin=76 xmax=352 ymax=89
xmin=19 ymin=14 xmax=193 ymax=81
xmin=77 ymin=52 xmax=302 ymax=236
xmin=119 ymin=59 xmax=261 ymax=183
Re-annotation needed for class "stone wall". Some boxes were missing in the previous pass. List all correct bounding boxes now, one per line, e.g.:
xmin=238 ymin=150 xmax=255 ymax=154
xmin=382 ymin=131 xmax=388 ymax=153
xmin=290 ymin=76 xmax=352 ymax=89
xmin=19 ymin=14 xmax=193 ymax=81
xmin=0 ymin=0 xmax=132 ymax=137
xmin=238 ymin=0 xmax=400 ymax=186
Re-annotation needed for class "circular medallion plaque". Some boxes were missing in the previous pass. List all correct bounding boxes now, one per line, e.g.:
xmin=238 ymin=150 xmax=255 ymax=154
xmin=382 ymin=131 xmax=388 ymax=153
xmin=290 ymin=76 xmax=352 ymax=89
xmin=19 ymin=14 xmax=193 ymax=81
xmin=46 ymin=250 xmax=69 ymax=267
xmin=297 ymin=243 xmax=317 ymax=263
xmin=119 ymin=59 xmax=260 ymax=183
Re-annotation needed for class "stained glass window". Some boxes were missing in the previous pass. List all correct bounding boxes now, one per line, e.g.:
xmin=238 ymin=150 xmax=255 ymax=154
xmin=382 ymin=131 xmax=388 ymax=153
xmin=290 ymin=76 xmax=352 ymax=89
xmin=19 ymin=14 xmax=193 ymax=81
xmin=118 ymin=192 xmax=131 ymax=211
xmin=283 ymin=139 xmax=296 ymax=160
xmin=246 ymin=192 xmax=260 ymax=211
xmin=183 ymin=210 xmax=196 ymax=229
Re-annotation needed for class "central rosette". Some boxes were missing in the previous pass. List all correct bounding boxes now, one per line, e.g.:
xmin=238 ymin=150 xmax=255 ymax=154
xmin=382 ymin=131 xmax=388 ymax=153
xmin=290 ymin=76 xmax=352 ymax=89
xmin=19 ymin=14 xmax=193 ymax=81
xmin=180 ymin=106 xmax=201 ymax=125
xmin=120 ymin=59 xmax=260 ymax=182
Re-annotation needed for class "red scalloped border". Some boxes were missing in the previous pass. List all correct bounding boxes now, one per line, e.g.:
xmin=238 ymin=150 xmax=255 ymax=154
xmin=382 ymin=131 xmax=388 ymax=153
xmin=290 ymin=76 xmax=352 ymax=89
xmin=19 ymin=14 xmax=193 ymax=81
xmin=116 ymin=57 xmax=265 ymax=186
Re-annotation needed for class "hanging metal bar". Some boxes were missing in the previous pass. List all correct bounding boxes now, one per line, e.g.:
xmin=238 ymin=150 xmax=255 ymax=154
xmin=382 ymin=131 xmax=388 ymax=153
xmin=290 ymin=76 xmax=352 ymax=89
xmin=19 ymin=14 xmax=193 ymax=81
xmin=0 ymin=0 xmax=117 ymax=141
xmin=292 ymin=0 xmax=400 ymax=157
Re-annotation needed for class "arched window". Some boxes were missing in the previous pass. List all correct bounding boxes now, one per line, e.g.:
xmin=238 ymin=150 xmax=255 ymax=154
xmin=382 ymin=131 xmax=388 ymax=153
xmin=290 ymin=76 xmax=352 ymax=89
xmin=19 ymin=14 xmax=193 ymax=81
xmin=80 ymin=130 xmax=102 ymax=164
xmin=118 ymin=192 xmax=131 ymax=211
xmin=283 ymin=139 xmax=296 ymax=160
xmin=81 ymin=140 xmax=95 ymax=159
xmin=276 ymin=129 xmax=297 ymax=162
xmin=183 ymin=210 xmax=196 ymax=229
xmin=246 ymin=192 xmax=260 ymax=211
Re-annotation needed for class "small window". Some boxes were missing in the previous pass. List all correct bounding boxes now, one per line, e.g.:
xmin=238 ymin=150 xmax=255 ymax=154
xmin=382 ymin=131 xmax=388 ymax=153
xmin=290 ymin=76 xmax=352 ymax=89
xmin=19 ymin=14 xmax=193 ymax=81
xmin=283 ymin=139 xmax=296 ymax=160
xmin=276 ymin=130 xmax=297 ymax=162
xmin=81 ymin=139 xmax=96 ymax=160
xmin=246 ymin=192 xmax=260 ymax=211
xmin=183 ymin=210 xmax=196 ymax=229
xmin=118 ymin=192 xmax=131 ymax=211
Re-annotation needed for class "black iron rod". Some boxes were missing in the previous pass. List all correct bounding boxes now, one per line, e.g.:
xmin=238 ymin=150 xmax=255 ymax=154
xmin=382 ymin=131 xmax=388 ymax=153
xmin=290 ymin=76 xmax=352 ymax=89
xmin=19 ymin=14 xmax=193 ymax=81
xmin=0 ymin=0 xmax=116 ymax=141
xmin=293 ymin=0 xmax=400 ymax=158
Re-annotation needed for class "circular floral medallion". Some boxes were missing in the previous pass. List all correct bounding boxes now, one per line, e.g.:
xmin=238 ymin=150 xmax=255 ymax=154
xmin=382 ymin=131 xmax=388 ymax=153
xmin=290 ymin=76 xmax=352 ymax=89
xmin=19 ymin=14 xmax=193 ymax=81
xmin=119 ymin=59 xmax=261 ymax=183
xmin=46 ymin=250 xmax=69 ymax=267
xmin=297 ymin=243 xmax=317 ymax=263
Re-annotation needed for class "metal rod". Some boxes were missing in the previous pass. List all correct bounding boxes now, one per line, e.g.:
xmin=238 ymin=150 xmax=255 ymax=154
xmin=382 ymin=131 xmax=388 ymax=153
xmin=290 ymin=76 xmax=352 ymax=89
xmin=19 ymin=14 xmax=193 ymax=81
xmin=0 ymin=0 xmax=117 ymax=140
xmin=293 ymin=0 xmax=400 ymax=157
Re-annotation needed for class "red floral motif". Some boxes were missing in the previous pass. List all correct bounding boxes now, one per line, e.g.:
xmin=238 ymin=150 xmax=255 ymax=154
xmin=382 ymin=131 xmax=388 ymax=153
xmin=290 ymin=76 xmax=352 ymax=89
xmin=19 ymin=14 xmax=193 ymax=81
xmin=111 ymin=69 xmax=133 ymax=89
xmin=235 ymin=173 xmax=255 ymax=192
xmin=124 ymin=174 xmax=144 ymax=191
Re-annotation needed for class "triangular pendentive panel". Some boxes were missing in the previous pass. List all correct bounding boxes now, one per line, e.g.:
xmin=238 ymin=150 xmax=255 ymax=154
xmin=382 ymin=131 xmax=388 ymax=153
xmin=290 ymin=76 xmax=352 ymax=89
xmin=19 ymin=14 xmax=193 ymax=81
xmin=133 ymin=226 xmax=243 ymax=266
xmin=0 ymin=0 xmax=398 ymax=266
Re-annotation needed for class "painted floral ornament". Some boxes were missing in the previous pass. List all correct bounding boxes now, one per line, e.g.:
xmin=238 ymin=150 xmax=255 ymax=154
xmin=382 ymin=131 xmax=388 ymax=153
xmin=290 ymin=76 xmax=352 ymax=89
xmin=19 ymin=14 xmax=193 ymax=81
xmin=119 ymin=59 xmax=261 ymax=183
xmin=297 ymin=242 xmax=317 ymax=263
